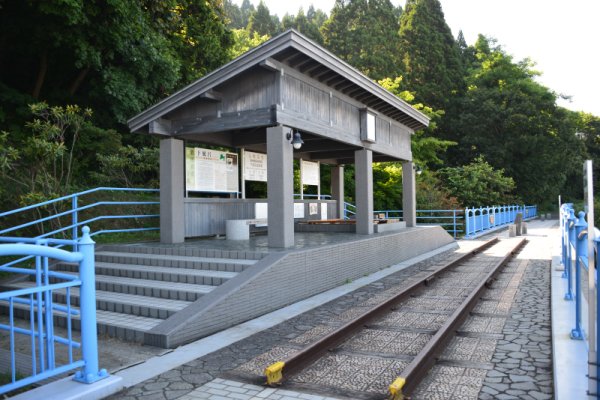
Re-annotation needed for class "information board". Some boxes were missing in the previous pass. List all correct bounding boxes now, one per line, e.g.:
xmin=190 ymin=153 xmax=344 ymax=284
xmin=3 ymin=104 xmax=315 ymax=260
xmin=294 ymin=203 xmax=305 ymax=218
xmin=244 ymin=151 xmax=267 ymax=182
xmin=301 ymin=160 xmax=320 ymax=186
xmin=185 ymin=147 xmax=238 ymax=193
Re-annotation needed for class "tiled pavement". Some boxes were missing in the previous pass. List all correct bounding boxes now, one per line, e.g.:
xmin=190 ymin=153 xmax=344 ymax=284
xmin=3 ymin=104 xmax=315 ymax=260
xmin=178 ymin=378 xmax=340 ymax=400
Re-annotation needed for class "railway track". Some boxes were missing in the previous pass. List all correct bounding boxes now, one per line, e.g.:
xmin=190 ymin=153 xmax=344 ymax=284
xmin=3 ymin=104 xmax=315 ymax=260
xmin=234 ymin=237 xmax=527 ymax=400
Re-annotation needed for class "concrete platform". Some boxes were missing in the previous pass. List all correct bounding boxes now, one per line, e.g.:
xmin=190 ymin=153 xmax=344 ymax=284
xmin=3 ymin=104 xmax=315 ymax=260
xmin=141 ymin=226 xmax=455 ymax=347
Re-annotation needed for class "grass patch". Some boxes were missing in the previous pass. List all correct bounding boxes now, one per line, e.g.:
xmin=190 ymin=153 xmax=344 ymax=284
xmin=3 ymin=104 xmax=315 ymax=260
xmin=92 ymin=230 xmax=159 ymax=244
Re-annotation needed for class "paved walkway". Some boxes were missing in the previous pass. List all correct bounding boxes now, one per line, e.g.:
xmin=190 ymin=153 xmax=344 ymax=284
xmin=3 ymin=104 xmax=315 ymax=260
xmin=17 ymin=219 xmax=581 ymax=400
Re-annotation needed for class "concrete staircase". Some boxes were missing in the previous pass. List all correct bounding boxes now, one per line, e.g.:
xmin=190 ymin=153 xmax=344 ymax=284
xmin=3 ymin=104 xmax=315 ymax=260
xmin=4 ymin=244 xmax=266 ymax=343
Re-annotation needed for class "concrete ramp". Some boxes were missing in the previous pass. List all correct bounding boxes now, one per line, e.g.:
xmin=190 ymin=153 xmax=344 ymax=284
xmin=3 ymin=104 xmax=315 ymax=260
xmin=144 ymin=226 xmax=455 ymax=348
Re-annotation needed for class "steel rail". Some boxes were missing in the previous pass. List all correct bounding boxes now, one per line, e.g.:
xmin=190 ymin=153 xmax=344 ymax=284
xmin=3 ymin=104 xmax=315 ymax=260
xmin=263 ymin=237 xmax=501 ymax=386
xmin=389 ymin=237 xmax=527 ymax=399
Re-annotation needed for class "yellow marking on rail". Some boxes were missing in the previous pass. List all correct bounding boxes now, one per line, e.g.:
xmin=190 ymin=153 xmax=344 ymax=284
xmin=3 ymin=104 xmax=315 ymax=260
xmin=265 ymin=361 xmax=285 ymax=386
xmin=388 ymin=376 xmax=406 ymax=400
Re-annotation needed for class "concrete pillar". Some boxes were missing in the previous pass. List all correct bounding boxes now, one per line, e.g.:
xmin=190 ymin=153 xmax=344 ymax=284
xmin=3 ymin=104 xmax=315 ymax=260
xmin=160 ymin=138 xmax=185 ymax=243
xmin=355 ymin=149 xmax=373 ymax=235
xmin=402 ymin=161 xmax=417 ymax=227
xmin=267 ymin=125 xmax=294 ymax=247
xmin=331 ymin=165 xmax=344 ymax=219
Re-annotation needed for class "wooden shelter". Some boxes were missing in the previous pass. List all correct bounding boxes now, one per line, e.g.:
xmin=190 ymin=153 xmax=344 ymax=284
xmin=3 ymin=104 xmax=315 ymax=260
xmin=129 ymin=30 xmax=429 ymax=248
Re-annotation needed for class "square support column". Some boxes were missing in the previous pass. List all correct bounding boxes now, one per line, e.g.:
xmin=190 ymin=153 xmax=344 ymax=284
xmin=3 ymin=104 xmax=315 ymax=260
xmin=355 ymin=149 xmax=373 ymax=235
xmin=402 ymin=161 xmax=417 ymax=227
xmin=160 ymin=138 xmax=185 ymax=243
xmin=331 ymin=165 xmax=344 ymax=219
xmin=267 ymin=125 xmax=294 ymax=248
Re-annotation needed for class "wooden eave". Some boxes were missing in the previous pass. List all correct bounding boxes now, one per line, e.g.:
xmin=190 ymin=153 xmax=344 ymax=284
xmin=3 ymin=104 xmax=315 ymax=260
xmin=128 ymin=29 xmax=429 ymax=133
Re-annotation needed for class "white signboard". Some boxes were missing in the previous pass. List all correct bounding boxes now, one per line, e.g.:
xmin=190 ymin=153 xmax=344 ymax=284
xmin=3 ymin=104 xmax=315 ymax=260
xmin=186 ymin=147 xmax=238 ymax=193
xmin=321 ymin=203 xmax=328 ymax=220
xmin=301 ymin=160 xmax=320 ymax=186
xmin=294 ymin=203 xmax=305 ymax=218
xmin=309 ymin=203 xmax=318 ymax=215
xmin=244 ymin=151 xmax=267 ymax=182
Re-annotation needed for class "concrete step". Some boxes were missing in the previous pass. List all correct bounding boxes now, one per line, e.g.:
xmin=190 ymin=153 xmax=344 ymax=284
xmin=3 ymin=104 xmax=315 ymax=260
xmin=95 ymin=251 xmax=257 ymax=272
xmin=93 ymin=274 xmax=214 ymax=301
xmin=99 ymin=244 xmax=267 ymax=261
xmin=4 ymin=302 xmax=162 ymax=342
xmin=48 ymin=272 xmax=214 ymax=301
xmin=57 ymin=261 xmax=238 ymax=286
xmin=9 ymin=281 xmax=190 ymax=319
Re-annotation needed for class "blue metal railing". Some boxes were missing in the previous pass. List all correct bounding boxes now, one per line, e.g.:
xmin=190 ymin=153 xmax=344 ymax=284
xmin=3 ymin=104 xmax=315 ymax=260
xmin=344 ymin=203 xmax=536 ymax=239
xmin=344 ymin=202 xmax=356 ymax=219
xmin=560 ymin=203 xmax=600 ymax=339
xmin=560 ymin=203 xmax=600 ymax=398
xmin=464 ymin=205 xmax=537 ymax=238
xmin=371 ymin=209 xmax=464 ymax=239
xmin=0 ymin=227 xmax=107 ymax=395
xmin=0 ymin=187 xmax=159 ymax=269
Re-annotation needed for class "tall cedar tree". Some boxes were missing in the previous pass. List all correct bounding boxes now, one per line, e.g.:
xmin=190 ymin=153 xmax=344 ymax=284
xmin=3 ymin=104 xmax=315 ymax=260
xmin=398 ymin=0 xmax=464 ymax=110
xmin=282 ymin=8 xmax=324 ymax=44
xmin=247 ymin=1 xmax=280 ymax=37
xmin=321 ymin=0 xmax=402 ymax=80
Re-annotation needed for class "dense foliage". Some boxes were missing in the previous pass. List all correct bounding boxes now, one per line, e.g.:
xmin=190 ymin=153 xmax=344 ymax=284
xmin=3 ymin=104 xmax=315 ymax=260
xmin=0 ymin=0 xmax=596 ymax=217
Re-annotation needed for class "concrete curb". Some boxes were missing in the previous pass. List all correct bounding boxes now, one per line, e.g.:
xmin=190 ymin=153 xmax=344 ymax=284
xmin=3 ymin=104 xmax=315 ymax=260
xmin=11 ymin=375 xmax=123 ymax=400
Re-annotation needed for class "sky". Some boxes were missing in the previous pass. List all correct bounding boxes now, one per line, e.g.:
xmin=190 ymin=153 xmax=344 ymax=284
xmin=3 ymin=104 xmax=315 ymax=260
xmin=234 ymin=0 xmax=600 ymax=116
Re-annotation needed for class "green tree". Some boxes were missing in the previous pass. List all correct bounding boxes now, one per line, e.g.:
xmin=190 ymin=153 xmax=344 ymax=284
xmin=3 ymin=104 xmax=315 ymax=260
xmin=224 ymin=0 xmax=244 ymax=28
xmin=240 ymin=0 xmax=256 ymax=28
xmin=92 ymin=146 xmax=159 ymax=188
xmin=438 ymin=156 xmax=516 ymax=207
xmin=247 ymin=1 xmax=280 ymax=37
xmin=0 ymin=1 xmax=233 ymax=127
xmin=372 ymin=163 xmax=403 ymax=210
xmin=0 ymin=103 xmax=92 ymax=206
xmin=228 ymin=29 xmax=271 ymax=59
xmin=282 ymin=8 xmax=324 ymax=44
xmin=307 ymin=5 xmax=328 ymax=28
xmin=321 ymin=0 xmax=402 ymax=80
xmin=378 ymin=76 xmax=455 ymax=168
xmin=442 ymin=35 xmax=585 ymax=205
xmin=163 ymin=0 xmax=235 ymax=85
xmin=398 ymin=0 xmax=464 ymax=109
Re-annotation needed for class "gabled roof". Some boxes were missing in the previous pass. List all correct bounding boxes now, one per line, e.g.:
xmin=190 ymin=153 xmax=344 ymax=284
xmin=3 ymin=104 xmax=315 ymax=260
xmin=128 ymin=29 xmax=429 ymax=132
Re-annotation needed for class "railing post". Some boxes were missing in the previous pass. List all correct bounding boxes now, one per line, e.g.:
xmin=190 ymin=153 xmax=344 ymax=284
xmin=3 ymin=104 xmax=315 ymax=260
xmin=72 ymin=195 xmax=78 ymax=252
xmin=571 ymin=211 xmax=587 ymax=340
xmin=561 ymin=206 xmax=567 ymax=278
xmin=465 ymin=208 xmax=470 ymax=237
xmin=565 ymin=208 xmax=576 ymax=300
xmin=73 ymin=226 xmax=108 ymax=384
xmin=596 ymin=235 xmax=600 ymax=398
xmin=452 ymin=210 xmax=457 ymax=239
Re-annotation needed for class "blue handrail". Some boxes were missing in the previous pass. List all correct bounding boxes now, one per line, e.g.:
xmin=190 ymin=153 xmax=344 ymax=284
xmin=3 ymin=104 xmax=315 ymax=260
xmin=464 ymin=205 xmax=537 ymax=238
xmin=0 ymin=227 xmax=108 ymax=395
xmin=344 ymin=203 xmax=536 ymax=239
xmin=0 ymin=187 xmax=159 ymax=269
xmin=560 ymin=204 xmax=599 ymax=340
